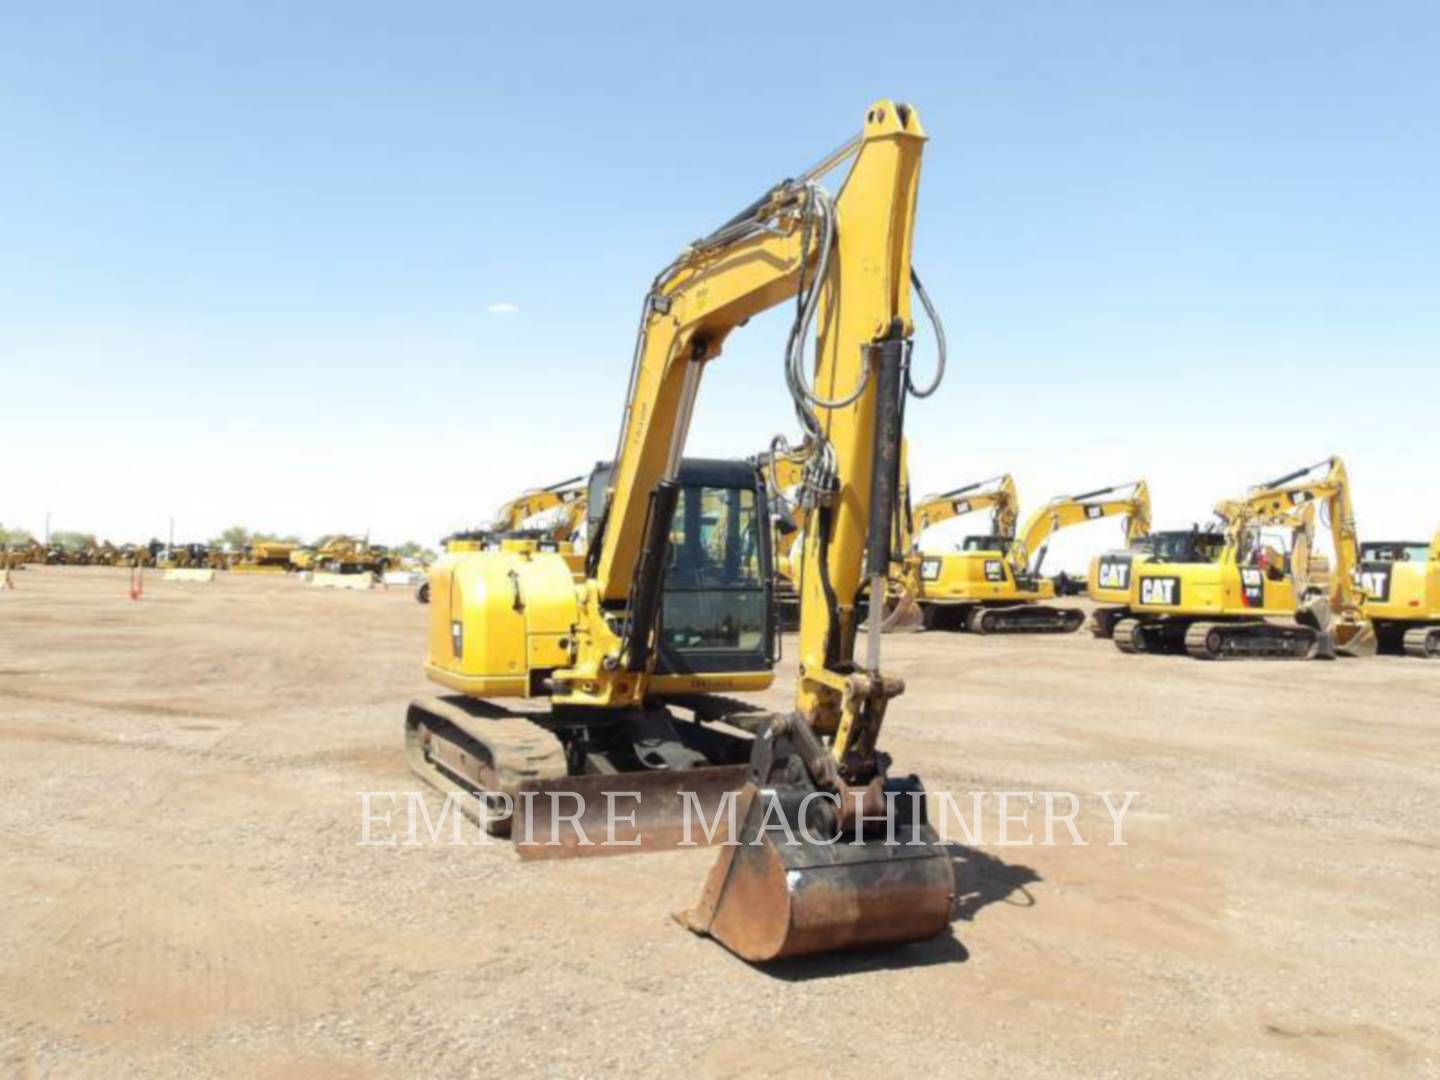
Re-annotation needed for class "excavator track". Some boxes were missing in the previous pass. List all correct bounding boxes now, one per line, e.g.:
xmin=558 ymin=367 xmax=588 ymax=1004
xmin=1183 ymin=621 xmax=1318 ymax=661
xmin=1403 ymin=626 xmax=1440 ymax=658
xmin=965 ymin=604 xmax=1086 ymax=634
xmin=404 ymin=695 xmax=568 ymax=836
xmin=1112 ymin=617 xmax=1145 ymax=653
xmin=1090 ymin=607 xmax=1126 ymax=639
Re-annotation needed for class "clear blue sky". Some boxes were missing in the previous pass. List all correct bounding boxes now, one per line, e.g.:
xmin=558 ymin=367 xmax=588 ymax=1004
xmin=3 ymin=1 xmax=1436 ymax=565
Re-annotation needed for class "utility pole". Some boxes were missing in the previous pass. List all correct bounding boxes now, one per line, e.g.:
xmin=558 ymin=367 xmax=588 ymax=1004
xmin=44 ymin=511 xmax=50 ymax=546
xmin=168 ymin=517 xmax=175 ymax=554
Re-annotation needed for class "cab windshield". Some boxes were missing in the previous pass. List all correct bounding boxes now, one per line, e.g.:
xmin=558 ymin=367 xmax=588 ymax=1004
xmin=1148 ymin=531 xmax=1225 ymax=564
xmin=660 ymin=485 xmax=767 ymax=656
xmin=1361 ymin=541 xmax=1430 ymax=563
xmin=961 ymin=534 xmax=1013 ymax=553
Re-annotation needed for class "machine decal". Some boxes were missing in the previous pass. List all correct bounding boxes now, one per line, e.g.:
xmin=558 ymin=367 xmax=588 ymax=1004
xmin=1097 ymin=555 xmax=1132 ymax=590
xmin=1239 ymin=567 xmax=1265 ymax=607
xmin=1359 ymin=564 xmax=1392 ymax=602
xmin=984 ymin=559 xmax=1005 ymax=583
xmin=952 ymin=498 xmax=971 ymax=515
xmin=919 ymin=558 xmax=942 ymax=581
xmin=1085 ymin=505 xmax=1105 ymax=520
xmin=1139 ymin=577 xmax=1180 ymax=606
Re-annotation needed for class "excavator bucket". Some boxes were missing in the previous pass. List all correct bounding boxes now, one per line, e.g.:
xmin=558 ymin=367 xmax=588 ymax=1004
xmin=679 ymin=779 xmax=954 ymax=963
xmin=1334 ymin=620 xmax=1378 ymax=659
xmin=1299 ymin=596 xmax=1377 ymax=659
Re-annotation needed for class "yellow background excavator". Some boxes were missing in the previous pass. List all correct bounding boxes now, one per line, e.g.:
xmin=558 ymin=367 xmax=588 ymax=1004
xmin=912 ymin=480 xmax=1150 ymax=632
xmin=1356 ymin=529 xmax=1440 ymax=657
xmin=422 ymin=477 xmax=590 ymax=603
xmin=1112 ymin=456 xmax=1373 ymax=659
xmin=406 ymin=101 xmax=954 ymax=962
xmin=754 ymin=443 xmax=813 ymax=628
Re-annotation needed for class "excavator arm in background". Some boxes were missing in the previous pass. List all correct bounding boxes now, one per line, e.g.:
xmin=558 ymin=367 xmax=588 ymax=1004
xmin=492 ymin=476 xmax=587 ymax=534
xmin=1234 ymin=456 xmax=1374 ymax=655
xmin=910 ymin=474 xmax=1019 ymax=545
xmin=1009 ymin=480 xmax=1151 ymax=581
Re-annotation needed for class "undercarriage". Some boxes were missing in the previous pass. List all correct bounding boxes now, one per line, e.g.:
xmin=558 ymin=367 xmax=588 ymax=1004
xmin=921 ymin=601 xmax=1086 ymax=634
xmin=1112 ymin=616 xmax=1325 ymax=660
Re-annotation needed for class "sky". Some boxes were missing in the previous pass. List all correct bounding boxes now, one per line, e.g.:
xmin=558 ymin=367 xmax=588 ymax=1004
xmin=2 ymin=1 xmax=1436 ymax=569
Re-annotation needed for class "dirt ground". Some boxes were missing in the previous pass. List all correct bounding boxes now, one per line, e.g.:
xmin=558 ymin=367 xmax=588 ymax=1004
xmin=1 ymin=566 xmax=1436 ymax=1078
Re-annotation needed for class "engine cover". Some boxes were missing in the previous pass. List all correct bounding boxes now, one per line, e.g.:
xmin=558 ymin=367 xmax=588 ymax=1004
xmin=424 ymin=551 xmax=580 ymax=697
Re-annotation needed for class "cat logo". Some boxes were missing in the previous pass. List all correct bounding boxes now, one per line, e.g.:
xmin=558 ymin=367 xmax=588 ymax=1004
xmin=1359 ymin=567 xmax=1391 ymax=602
xmin=920 ymin=558 xmax=942 ymax=582
xmin=1239 ymin=567 xmax=1265 ymax=607
xmin=1289 ymin=491 xmax=1315 ymax=506
xmin=538 ymin=541 xmax=559 ymax=553
xmin=984 ymin=559 xmax=1005 ymax=583
xmin=953 ymin=498 xmax=972 ymax=516
xmin=1139 ymin=577 xmax=1180 ymax=606
xmin=1085 ymin=505 xmax=1105 ymax=520
xmin=1097 ymin=556 xmax=1131 ymax=590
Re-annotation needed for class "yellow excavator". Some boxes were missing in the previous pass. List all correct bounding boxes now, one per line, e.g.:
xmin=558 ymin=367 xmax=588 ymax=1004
xmin=1356 ymin=530 xmax=1440 ymax=657
xmin=911 ymin=480 xmax=1150 ymax=632
xmin=1113 ymin=457 xmax=1374 ymax=659
xmin=406 ymin=101 xmax=955 ymax=962
xmin=1088 ymin=500 xmax=1320 ymax=639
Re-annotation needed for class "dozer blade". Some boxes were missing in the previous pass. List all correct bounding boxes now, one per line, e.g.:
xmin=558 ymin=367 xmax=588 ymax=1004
xmin=510 ymin=765 xmax=748 ymax=861
xmin=680 ymin=783 xmax=954 ymax=963
xmin=406 ymin=696 xmax=751 ymax=859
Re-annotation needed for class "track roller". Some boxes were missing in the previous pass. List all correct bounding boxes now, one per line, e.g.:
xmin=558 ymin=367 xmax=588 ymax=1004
xmin=1113 ymin=618 xmax=1146 ymax=654
xmin=1404 ymin=626 xmax=1440 ymax=658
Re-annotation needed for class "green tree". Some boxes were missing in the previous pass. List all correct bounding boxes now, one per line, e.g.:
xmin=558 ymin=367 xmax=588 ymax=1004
xmin=50 ymin=530 xmax=96 ymax=552
xmin=0 ymin=524 xmax=35 ymax=548
xmin=394 ymin=540 xmax=438 ymax=562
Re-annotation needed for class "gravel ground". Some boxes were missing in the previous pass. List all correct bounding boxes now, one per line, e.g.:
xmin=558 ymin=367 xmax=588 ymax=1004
xmin=1 ymin=566 xmax=1436 ymax=1078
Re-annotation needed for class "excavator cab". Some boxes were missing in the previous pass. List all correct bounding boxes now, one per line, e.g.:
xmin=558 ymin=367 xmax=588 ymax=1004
xmin=654 ymin=460 xmax=775 ymax=676
xmin=1146 ymin=529 xmax=1226 ymax=564
xmin=587 ymin=459 xmax=776 ymax=678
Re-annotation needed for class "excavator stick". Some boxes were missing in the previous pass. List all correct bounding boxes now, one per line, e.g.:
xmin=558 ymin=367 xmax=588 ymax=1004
xmin=679 ymin=718 xmax=954 ymax=963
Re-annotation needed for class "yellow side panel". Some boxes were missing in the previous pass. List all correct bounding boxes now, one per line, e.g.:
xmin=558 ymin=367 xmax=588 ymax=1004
xmin=649 ymin=672 xmax=774 ymax=695
xmin=920 ymin=551 xmax=1047 ymax=603
xmin=528 ymin=633 xmax=572 ymax=670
